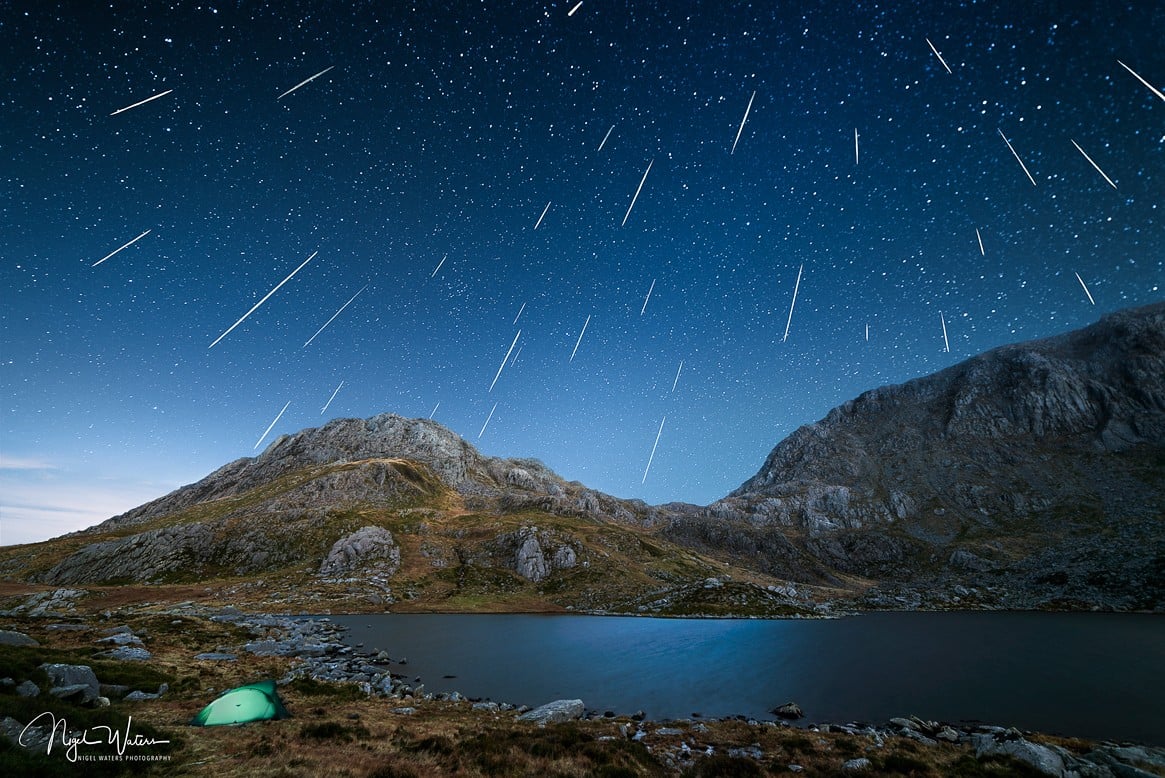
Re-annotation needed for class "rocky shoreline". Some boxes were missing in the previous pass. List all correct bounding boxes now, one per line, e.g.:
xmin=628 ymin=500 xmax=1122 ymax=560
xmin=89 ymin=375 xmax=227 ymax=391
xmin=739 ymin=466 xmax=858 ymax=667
xmin=165 ymin=605 xmax=1165 ymax=777
xmin=3 ymin=591 xmax=1165 ymax=777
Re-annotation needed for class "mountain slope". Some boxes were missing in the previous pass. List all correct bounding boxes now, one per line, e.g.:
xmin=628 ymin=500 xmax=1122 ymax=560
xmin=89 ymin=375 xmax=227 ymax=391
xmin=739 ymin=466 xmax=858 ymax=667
xmin=2 ymin=304 xmax=1162 ymax=614
xmin=670 ymin=302 xmax=1165 ymax=609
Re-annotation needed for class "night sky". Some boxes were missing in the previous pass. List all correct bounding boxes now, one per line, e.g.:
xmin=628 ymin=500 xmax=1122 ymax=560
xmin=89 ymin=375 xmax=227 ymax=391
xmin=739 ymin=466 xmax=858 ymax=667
xmin=3 ymin=1 xmax=1162 ymax=545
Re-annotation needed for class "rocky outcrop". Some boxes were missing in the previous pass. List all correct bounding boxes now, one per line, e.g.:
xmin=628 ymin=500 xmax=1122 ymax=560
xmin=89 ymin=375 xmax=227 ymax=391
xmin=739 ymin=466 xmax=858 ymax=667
xmin=318 ymin=527 xmax=401 ymax=578
xmin=517 ymin=699 xmax=586 ymax=725
xmin=498 ymin=527 xmax=579 ymax=583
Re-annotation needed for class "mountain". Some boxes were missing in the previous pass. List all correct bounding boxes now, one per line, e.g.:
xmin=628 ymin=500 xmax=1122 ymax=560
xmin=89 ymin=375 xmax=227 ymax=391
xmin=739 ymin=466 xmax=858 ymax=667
xmin=1 ymin=415 xmax=808 ymax=616
xmin=2 ymin=304 xmax=1162 ymax=614
xmin=667 ymin=302 xmax=1165 ymax=610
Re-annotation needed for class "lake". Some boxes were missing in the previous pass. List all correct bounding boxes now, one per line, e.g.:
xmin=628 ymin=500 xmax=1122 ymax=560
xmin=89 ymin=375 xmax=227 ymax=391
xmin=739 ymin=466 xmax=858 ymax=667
xmin=327 ymin=611 xmax=1165 ymax=745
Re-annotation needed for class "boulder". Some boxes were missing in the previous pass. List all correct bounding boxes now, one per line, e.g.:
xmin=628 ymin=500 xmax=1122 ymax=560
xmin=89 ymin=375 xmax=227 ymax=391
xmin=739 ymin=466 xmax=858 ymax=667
xmin=517 ymin=699 xmax=586 ymax=725
xmin=516 ymin=534 xmax=550 ymax=582
xmin=319 ymin=526 xmax=401 ymax=577
xmin=0 ymin=630 xmax=39 ymax=647
xmin=97 ymin=646 xmax=152 ymax=661
xmin=842 ymin=758 xmax=873 ymax=771
xmin=973 ymin=734 xmax=1066 ymax=776
xmin=39 ymin=663 xmax=100 ymax=704
xmin=15 ymin=680 xmax=40 ymax=698
xmin=773 ymin=702 xmax=804 ymax=720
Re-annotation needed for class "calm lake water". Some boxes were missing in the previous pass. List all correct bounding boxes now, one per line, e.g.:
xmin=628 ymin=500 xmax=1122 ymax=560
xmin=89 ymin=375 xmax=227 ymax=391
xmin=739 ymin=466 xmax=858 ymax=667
xmin=327 ymin=612 xmax=1165 ymax=745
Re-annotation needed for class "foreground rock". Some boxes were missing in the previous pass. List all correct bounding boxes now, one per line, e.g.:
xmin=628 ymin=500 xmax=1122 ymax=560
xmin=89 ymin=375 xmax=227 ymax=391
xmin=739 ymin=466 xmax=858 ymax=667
xmin=518 ymin=699 xmax=586 ymax=725
xmin=0 ymin=629 xmax=39 ymax=646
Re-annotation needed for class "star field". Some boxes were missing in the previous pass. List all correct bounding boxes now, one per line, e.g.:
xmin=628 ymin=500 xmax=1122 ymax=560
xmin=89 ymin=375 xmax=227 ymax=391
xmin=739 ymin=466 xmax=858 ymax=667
xmin=2 ymin=1 xmax=1162 ymax=545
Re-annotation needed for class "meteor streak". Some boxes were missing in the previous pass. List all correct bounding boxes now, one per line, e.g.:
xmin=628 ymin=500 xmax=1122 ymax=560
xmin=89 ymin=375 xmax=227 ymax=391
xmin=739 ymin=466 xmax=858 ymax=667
xmin=730 ymin=90 xmax=756 ymax=155
xmin=671 ymin=360 xmax=683 ymax=392
xmin=641 ymin=278 xmax=656 ymax=315
xmin=926 ymin=37 xmax=952 ymax=74
xmin=782 ymin=264 xmax=803 ymax=343
xmin=92 ymin=229 xmax=151 ymax=266
xmin=569 ymin=315 xmax=591 ymax=362
xmin=642 ymin=416 xmax=666 ymax=484
xmin=534 ymin=201 xmax=551 ymax=230
xmin=854 ymin=128 xmax=859 ymax=165
xmin=1075 ymin=272 xmax=1096 ymax=305
xmin=255 ymin=401 xmax=291 ymax=450
xmin=597 ymin=124 xmax=615 ymax=151
xmin=976 ymin=228 xmax=985 ymax=256
xmin=431 ymin=254 xmax=447 ymax=278
xmin=321 ymin=381 xmax=344 ymax=414
xmin=429 ymin=402 xmax=440 ymax=419
xmin=489 ymin=330 xmax=521 ymax=392
xmin=621 ymin=160 xmax=653 ymax=227
xmin=940 ymin=311 xmax=950 ymax=353
xmin=209 ymin=250 xmax=319 ymax=349
xmin=1069 ymin=139 xmax=1118 ymax=189
xmin=478 ymin=403 xmax=498 ymax=438
xmin=568 ymin=1 xmax=583 ymax=17
xmin=1116 ymin=60 xmax=1165 ymax=103
xmin=998 ymin=129 xmax=1037 ymax=187
xmin=110 ymin=89 xmax=173 ymax=116
xmin=304 ymin=285 xmax=367 ymax=347
xmin=277 ymin=66 xmax=335 ymax=100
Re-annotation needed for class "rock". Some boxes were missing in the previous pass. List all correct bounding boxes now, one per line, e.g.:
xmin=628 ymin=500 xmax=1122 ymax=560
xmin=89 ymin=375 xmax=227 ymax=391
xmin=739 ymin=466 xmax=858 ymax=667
xmin=39 ymin=663 xmax=100 ymax=704
xmin=973 ymin=734 xmax=1067 ymax=776
xmin=656 ymin=727 xmax=684 ymax=736
xmin=842 ymin=758 xmax=873 ymax=771
xmin=50 ymin=684 xmax=98 ymax=704
xmin=936 ymin=726 xmax=960 ymax=743
xmin=243 ymin=640 xmax=295 ymax=656
xmin=515 ymin=534 xmax=550 ymax=582
xmin=390 ymin=707 xmax=416 ymax=715
xmin=97 ymin=646 xmax=152 ymax=661
xmin=472 ymin=702 xmax=500 ymax=712
xmin=517 ymin=699 xmax=585 ymax=725
xmin=15 ymin=680 xmax=39 ymax=698
xmin=318 ymin=526 xmax=401 ymax=577
xmin=96 ymin=633 xmax=143 ymax=646
xmin=728 ymin=745 xmax=764 ymax=760
xmin=788 ymin=766 xmax=804 ymax=774
xmin=773 ymin=702 xmax=804 ymax=720
xmin=124 ymin=684 xmax=167 ymax=702
xmin=0 ymin=630 xmax=39 ymax=647
xmin=194 ymin=652 xmax=238 ymax=661
xmin=889 ymin=717 xmax=917 ymax=731
xmin=100 ymin=683 xmax=130 ymax=698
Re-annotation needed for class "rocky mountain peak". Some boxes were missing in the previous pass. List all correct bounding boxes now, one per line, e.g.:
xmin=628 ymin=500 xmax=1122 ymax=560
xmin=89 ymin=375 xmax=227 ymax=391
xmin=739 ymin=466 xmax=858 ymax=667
xmin=731 ymin=302 xmax=1165 ymax=501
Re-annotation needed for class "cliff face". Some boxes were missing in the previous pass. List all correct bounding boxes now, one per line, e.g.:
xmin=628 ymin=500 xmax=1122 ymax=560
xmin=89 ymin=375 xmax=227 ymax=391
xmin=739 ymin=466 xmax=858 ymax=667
xmin=677 ymin=302 xmax=1165 ymax=608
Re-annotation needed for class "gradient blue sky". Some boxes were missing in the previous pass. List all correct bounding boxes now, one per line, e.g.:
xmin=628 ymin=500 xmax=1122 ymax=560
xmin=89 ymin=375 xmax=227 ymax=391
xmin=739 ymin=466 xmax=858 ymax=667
xmin=3 ymin=1 xmax=1162 ymax=545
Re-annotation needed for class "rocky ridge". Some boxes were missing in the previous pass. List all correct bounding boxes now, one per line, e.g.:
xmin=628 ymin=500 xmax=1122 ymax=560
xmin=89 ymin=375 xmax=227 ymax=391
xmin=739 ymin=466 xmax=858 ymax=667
xmin=668 ymin=303 xmax=1165 ymax=609
xmin=2 ymin=304 xmax=1163 ymax=613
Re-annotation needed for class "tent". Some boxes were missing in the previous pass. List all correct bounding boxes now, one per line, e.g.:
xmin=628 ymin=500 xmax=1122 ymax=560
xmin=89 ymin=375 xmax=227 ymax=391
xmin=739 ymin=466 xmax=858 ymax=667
xmin=191 ymin=680 xmax=289 ymax=726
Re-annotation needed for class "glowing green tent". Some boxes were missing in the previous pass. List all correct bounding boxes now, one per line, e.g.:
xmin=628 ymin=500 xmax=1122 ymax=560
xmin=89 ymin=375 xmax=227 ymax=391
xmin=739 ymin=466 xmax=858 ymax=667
xmin=191 ymin=680 xmax=289 ymax=726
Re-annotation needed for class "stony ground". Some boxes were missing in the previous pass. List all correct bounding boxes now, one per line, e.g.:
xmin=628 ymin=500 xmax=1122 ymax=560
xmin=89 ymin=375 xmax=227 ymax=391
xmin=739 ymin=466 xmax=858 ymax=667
xmin=2 ymin=583 xmax=1164 ymax=777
